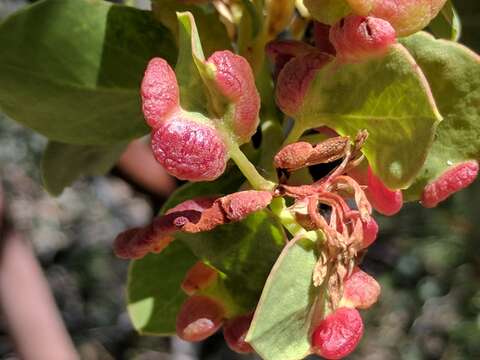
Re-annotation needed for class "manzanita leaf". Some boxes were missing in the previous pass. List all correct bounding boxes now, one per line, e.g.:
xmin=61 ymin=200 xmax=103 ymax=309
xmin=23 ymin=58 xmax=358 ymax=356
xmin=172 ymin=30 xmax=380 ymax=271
xmin=174 ymin=11 xmax=210 ymax=113
xmin=0 ymin=0 xmax=176 ymax=145
xmin=127 ymin=241 xmax=198 ymax=335
xmin=429 ymin=0 xmax=462 ymax=42
xmin=151 ymin=0 xmax=231 ymax=57
xmin=41 ymin=141 xmax=126 ymax=196
xmin=287 ymin=44 xmax=442 ymax=189
xmin=400 ymin=32 xmax=480 ymax=201
xmin=175 ymin=210 xmax=286 ymax=311
xmin=246 ymin=238 xmax=318 ymax=360
xmin=303 ymin=0 xmax=352 ymax=25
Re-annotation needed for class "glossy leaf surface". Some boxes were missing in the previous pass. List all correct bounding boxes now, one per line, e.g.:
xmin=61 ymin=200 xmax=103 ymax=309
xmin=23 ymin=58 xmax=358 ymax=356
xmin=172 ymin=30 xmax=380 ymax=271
xmin=0 ymin=0 xmax=176 ymax=144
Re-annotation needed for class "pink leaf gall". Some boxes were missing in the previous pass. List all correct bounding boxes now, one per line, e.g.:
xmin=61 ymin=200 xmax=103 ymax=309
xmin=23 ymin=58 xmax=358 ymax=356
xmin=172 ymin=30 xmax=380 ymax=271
xmin=176 ymin=295 xmax=225 ymax=342
xmin=312 ymin=307 xmax=364 ymax=360
xmin=330 ymin=15 xmax=396 ymax=62
xmin=421 ymin=160 xmax=479 ymax=208
xmin=208 ymin=51 xmax=261 ymax=143
xmin=151 ymin=117 xmax=228 ymax=182
xmin=141 ymin=58 xmax=180 ymax=129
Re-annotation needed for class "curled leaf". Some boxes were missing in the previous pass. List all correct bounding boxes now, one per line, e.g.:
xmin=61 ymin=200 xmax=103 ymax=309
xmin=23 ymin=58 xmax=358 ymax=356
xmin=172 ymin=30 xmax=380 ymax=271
xmin=341 ymin=267 xmax=381 ymax=309
xmin=421 ymin=160 xmax=479 ymax=208
xmin=223 ymin=312 xmax=255 ymax=354
xmin=276 ymin=52 xmax=333 ymax=116
xmin=141 ymin=58 xmax=180 ymax=128
xmin=181 ymin=261 xmax=219 ymax=296
xmin=208 ymin=50 xmax=261 ymax=143
xmin=176 ymin=295 xmax=225 ymax=342
xmin=266 ymin=40 xmax=319 ymax=79
xmin=114 ymin=191 xmax=273 ymax=259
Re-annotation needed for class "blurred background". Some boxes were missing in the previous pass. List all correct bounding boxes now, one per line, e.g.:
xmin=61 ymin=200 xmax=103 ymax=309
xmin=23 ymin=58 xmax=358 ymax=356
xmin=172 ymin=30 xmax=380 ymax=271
xmin=0 ymin=0 xmax=479 ymax=359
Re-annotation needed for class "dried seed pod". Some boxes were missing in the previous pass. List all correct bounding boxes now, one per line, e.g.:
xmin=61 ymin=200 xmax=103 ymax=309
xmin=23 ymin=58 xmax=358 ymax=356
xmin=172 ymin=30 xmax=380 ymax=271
xmin=274 ymin=137 xmax=350 ymax=172
xmin=347 ymin=0 xmax=447 ymax=36
xmin=151 ymin=117 xmax=228 ymax=182
xmin=208 ymin=51 xmax=261 ymax=143
xmin=276 ymin=52 xmax=332 ymax=116
xmin=223 ymin=313 xmax=254 ymax=354
xmin=341 ymin=267 xmax=381 ymax=309
xmin=421 ymin=160 xmax=479 ymax=208
xmin=176 ymin=295 xmax=225 ymax=342
xmin=181 ymin=261 xmax=219 ymax=296
xmin=141 ymin=58 xmax=180 ymax=129
xmin=330 ymin=15 xmax=396 ymax=62
xmin=311 ymin=307 xmax=364 ymax=359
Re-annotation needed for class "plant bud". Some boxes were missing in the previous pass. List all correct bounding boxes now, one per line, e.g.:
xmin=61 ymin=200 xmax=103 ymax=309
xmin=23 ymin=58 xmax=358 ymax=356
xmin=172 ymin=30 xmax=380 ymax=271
xmin=208 ymin=51 xmax=261 ymax=143
xmin=176 ymin=295 xmax=225 ymax=342
xmin=421 ymin=160 xmax=479 ymax=208
xmin=223 ymin=313 xmax=254 ymax=354
xmin=330 ymin=15 xmax=396 ymax=62
xmin=311 ymin=307 xmax=364 ymax=359
xmin=342 ymin=267 xmax=381 ymax=309
xmin=347 ymin=0 xmax=447 ymax=36
xmin=141 ymin=58 xmax=180 ymax=129
xmin=151 ymin=117 xmax=228 ymax=181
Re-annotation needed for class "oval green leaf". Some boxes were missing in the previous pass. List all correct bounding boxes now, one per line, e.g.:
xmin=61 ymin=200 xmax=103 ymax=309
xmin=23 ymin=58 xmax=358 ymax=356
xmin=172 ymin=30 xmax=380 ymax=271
xmin=176 ymin=210 xmax=286 ymax=311
xmin=294 ymin=44 xmax=442 ymax=189
xmin=0 ymin=0 xmax=176 ymax=144
xmin=246 ymin=238 xmax=318 ymax=360
xmin=400 ymin=32 xmax=480 ymax=200
xmin=127 ymin=241 xmax=198 ymax=335
xmin=41 ymin=141 xmax=126 ymax=196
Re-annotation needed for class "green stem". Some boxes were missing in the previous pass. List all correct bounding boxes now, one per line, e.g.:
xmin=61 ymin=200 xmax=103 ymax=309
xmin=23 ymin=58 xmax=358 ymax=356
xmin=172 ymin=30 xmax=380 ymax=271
xmin=283 ymin=123 xmax=305 ymax=147
xmin=270 ymin=198 xmax=319 ymax=241
xmin=227 ymin=139 xmax=276 ymax=191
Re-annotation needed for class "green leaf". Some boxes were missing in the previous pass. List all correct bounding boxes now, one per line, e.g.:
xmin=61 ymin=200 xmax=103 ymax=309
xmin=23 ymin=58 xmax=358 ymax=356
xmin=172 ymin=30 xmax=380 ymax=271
xmin=41 ymin=141 xmax=126 ymax=196
xmin=303 ymin=0 xmax=351 ymax=25
xmin=0 ymin=0 xmax=176 ymax=145
xmin=294 ymin=44 xmax=442 ymax=189
xmin=174 ymin=11 xmax=210 ymax=114
xmin=176 ymin=210 xmax=286 ymax=311
xmin=429 ymin=0 xmax=462 ymax=42
xmin=127 ymin=241 xmax=198 ymax=335
xmin=400 ymin=32 xmax=480 ymax=200
xmin=246 ymin=238 xmax=318 ymax=360
xmin=151 ymin=0 xmax=231 ymax=57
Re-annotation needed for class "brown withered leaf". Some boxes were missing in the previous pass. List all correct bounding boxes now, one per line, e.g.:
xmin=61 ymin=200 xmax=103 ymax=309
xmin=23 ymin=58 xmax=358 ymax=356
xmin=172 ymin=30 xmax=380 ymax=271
xmin=113 ymin=191 xmax=273 ymax=259
xmin=312 ymin=252 xmax=329 ymax=287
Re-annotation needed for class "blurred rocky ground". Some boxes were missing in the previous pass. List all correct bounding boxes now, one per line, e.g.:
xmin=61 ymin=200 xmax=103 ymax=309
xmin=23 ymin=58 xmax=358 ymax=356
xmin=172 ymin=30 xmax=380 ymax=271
xmin=0 ymin=0 xmax=479 ymax=359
